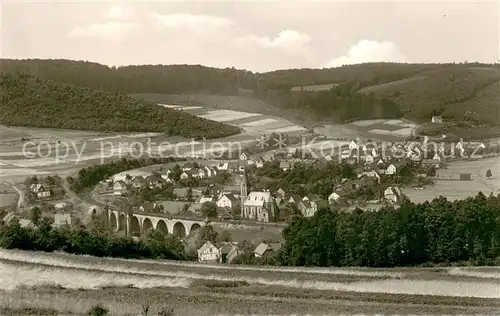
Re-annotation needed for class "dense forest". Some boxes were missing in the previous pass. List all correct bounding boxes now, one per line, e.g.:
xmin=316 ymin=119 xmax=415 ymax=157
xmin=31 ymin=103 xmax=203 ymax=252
xmin=1 ymin=59 xmax=498 ymax=125
xmin=0 ymin=73 xmax=240 ymax=138
xmin=277 ymin=193 xmax=500 ymax=267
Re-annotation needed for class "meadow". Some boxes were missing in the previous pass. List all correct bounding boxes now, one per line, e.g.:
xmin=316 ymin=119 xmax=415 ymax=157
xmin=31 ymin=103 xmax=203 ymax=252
xmin=0 ymin=249 xmax=499 ymax=315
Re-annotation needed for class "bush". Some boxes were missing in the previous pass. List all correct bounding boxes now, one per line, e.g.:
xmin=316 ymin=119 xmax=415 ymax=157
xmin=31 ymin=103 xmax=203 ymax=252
xmin=87 ymin=305 xmax=108 ymax=316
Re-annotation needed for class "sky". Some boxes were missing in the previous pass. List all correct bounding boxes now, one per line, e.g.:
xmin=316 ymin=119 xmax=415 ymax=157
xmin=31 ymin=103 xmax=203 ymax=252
xmin=1 ymin=0 xmax=499 ymax=72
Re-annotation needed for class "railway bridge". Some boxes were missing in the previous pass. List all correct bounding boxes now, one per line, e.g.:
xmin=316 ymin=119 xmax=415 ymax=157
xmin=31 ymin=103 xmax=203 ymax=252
xmin=106 ymin=209 xmax=207 ymax=238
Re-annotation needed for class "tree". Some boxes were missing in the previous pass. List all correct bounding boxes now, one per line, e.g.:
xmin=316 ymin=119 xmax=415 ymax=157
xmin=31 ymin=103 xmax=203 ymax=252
xmin=201 ymin=202 xmax=218 ymax=219
xmin=218 ymin=230 xmax=232 ymax=242
xmin=28 ymin=206 xmax=42 ymax=225
xmin=195 ymin=225 xmax=219 ymax=248
xmin=486 ymin=169 xmax=492 ymax=178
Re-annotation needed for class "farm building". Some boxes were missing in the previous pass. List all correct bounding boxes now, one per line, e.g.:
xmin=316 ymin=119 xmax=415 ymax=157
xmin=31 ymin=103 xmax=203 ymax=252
xmin=435 ymin=171 xmax=472 ymax=181
xmin=431 ymin=116 xmax=443 ymax=123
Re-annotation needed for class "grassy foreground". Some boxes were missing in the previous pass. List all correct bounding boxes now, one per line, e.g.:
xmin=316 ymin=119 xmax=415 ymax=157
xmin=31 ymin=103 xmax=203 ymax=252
xmin=1 ymin=281 xmax=500 ymax=316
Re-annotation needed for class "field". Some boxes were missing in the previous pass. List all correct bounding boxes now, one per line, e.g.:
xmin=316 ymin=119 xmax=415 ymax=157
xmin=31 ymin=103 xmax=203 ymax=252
xmin=0 ymin=249 xmax=499 ymax=315
xmin=158 ymin=102 xmax=309 ymax=136
xmin=403 ymin=156 xmax=500 ymax=203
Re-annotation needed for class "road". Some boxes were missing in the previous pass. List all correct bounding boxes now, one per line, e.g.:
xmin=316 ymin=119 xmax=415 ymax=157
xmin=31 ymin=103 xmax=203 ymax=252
xmin=0 ymin=180 xmax=24 ymax=210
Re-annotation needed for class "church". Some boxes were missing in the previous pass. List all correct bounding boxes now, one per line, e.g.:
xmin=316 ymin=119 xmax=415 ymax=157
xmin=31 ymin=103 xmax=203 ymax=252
xmin=239 ymin=173 xmax=278 ymax=222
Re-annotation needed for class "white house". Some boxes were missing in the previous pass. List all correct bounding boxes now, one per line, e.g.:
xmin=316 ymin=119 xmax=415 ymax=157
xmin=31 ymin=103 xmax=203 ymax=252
xmin=328 ymin=192 xmax=341 ymax=204
xmin=180 ymin=171 xmax=190 ymax=180
xmin=197 ymin=241 xmax=221 ymax=263
xmin=433 ymin=153 xmax=442 ymax=161
xmin=182 ymin=162 xmax=195 ymax=172
xmin=324 ymin=154 xmax=333 ymax=161
xmin=386 ymin=164 xmax=397 ymax=175
xmin=204 ymin=166 xmax=216 ymax=177
xmin=341 ymin=149 xmax=351 ymax=159
xmin=216 ymin=162 xmax=229 ymax=172
xmin=349 ymin=140 xmax=358 ymax=150
xmin=384 ymin=187 xmax=402 ymax=204
xmin=217 ymin=194 xmax=238 ymax=209
xmin=371 ymin=148 xmax=378 ymax=157
xmin=297 ymin=198 xmax=317 ymax=218
xmin=113 ymin=180 xmax=127 ymax=196
xmin=432 ymin=116 xmax=443 ymax=123
xmin=198 ymin=196 xmax=213 ymax=204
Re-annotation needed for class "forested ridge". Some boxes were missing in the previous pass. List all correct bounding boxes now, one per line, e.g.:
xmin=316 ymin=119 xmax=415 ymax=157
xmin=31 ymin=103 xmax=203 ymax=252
xmin=0 ymin=73 xmax=240 ymax=139
xmin=2 ymin=59 xmax=498 ymax=124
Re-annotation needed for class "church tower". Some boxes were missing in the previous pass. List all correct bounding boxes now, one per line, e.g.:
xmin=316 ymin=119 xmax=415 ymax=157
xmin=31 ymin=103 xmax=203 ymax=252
xmin=240 ymin=171 xmax=248 ymax=217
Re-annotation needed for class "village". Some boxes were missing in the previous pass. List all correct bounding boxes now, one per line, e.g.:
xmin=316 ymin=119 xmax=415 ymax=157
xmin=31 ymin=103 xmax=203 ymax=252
xmin=1 ymin=135 xmax=496 ymax=265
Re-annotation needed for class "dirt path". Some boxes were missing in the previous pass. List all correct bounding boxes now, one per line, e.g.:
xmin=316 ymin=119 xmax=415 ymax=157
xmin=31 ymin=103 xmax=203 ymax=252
xmin=0 ymin=180 xmax=24 ymax=210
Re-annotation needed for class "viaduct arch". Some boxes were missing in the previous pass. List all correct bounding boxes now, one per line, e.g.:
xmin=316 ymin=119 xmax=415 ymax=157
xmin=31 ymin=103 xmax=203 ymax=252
xmin=107 ymin=210 xmax=206 ymax=238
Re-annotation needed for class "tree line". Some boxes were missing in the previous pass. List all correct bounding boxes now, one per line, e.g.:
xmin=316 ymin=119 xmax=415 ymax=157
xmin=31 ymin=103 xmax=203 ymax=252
xmin=68 ymin=157 xmax=182 ymax=193
xmin=0 ymin=217 xmax=186 ymax=260
xmin=276 ymin=193 xmax=500 ymax=267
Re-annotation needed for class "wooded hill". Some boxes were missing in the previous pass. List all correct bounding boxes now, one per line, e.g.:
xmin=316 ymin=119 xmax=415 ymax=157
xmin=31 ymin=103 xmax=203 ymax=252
xmin=1 ymin=59 xmax=499 ymax=125
xmin=0 ymin=73 xmax=240 ymax=139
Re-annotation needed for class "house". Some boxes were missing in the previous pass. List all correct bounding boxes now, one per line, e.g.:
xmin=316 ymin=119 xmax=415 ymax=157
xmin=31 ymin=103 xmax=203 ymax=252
xmin=218 ymin=242 xmax=240 ymax=263
xmin=349 ymin=140 xmax=358 ymax=150
xmin=216 ymin=162 xmax=229 ymax=172
xmin=421 ymin=158 xmax=441 ymax=168
xmin=197 ymin=241 xmax=221 ymax=263
xmin=30 ymin=183 xmax=43 ymax=194
xmin=239 ymin=150 xmax=250 ymax=161
xmin=145 ymin=174 xmax=165 ymax=189
xmin=113 ymin=180 xmax=127 ymax=196
xmin=364 ymin=154 xmax=374 ymax=165
xmin=263 ymin=153 xmax=275 ymax=162
xmin=324 ymin=154 xmax=333 ymax=161
xmin=328 ymin=192 xmax=341 ymax=204
xmin=276 ymin=188 xmax=286 ymax=198
xmin=180 ymin=171 xmax=190 ymax=180
xmin=297 ymin=198 xmax=317 ymax=218
xmin=19 ymin=219 xmax=36 ymax=229
xmin=30 ymin=183 xmax=51 ymax=198
xmin=182 ymin=162 xmax=195 ymax=171
xmin=198 ymin=196 xmax=213 ymax=204
xmin=161 ymin=174 xmax=174 ymax=183
xmin=287 ymin=195 xmax=301 ymax=205
xmin=53 ymin=213 xmax=71 ymax=228
xmin=242 ymin=191 xmax=277 ymax=222
xmin=280 ymin=161 xmax=292 ymax=171
xmin=360 ymin=170 xmax=380 ymax=183
xmin=192 ymin=168 xmax=206 ymax=179
xmin=386 ymin=164 xmax=397 ymax=175
xmin=384 ymin=187 xmax=402 ymax=204
xmin=216 ymin=193 xmax=239 ymax=210
xmin=254 ymin=157 xmax=265 ymax=168
xmin=254 ymin=242 xmax=281 ymax=258
xmin=344 ymin=157 xmax=358 ymax=165
xmin=131 ymin=176 xmax=146 ymax=188
xmin=432 ymin=116 xmax=443 ymax=123
xmin=138 ymin=201 xmax=158 ymax=213
xmin=227 ymin=244 xmax=243 ymax=263
xmin=204 ymin=166 xmax=216 ymax=177
xmin=341 ymin=149 xmax=351 ymax=159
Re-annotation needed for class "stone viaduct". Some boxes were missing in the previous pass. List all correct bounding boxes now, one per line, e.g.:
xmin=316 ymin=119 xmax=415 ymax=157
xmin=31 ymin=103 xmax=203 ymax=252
xmin=106 ymin=209 xmax=206 ymax=238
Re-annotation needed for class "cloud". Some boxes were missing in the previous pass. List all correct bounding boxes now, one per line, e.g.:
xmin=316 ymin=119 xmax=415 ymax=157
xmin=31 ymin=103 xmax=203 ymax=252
xmin=104 ymin=6 xmax=135 ymax=20
xmin=68 ymin=21 xmax=136 ymax=41
xmin=326 ymin=40 xmax=406 ymax=67
xmin=233 ymin=29 xmax=311 ymax=54
xmin=151 ymin=13 xmax=232 ymax=31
